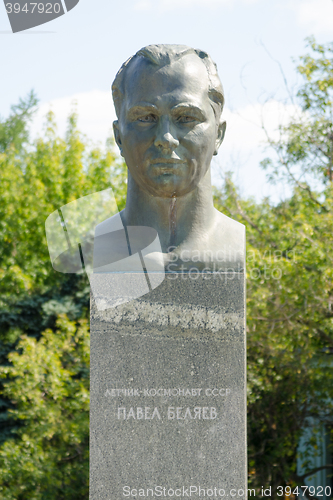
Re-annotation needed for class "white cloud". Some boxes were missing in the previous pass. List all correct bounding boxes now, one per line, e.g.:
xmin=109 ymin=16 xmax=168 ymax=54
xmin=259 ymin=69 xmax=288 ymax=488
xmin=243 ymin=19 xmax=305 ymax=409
xmin=289 ymin=0 xmax=333 ymax=34
xmin=31 ymin=90 xmax=116 ymax=146
xmin=222 ymin=99 xmax=300 ymax=150
xmin=211 ymin=100 xmax=301 ymax=200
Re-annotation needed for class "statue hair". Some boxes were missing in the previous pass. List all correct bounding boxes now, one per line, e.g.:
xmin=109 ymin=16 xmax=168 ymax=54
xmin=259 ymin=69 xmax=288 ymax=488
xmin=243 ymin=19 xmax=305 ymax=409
xmin=112 ymin=44 xmax=225 ymax=123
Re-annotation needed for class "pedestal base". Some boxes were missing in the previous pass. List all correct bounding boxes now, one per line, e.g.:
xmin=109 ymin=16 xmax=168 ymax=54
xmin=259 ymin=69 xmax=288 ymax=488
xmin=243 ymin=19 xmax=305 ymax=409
xmin=90 ymin=272 xmax=246 ymax=500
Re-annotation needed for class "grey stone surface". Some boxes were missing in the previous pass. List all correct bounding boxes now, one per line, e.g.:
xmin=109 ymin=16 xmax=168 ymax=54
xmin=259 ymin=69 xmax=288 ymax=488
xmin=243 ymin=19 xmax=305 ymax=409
xmin=90 ymin=272 xmax=246 ymax=500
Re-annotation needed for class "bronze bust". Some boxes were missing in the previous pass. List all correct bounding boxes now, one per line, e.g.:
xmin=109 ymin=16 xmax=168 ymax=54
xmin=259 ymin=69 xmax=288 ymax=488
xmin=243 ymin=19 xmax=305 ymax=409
xmin=95 ymin=44 xmax=245 ymax=273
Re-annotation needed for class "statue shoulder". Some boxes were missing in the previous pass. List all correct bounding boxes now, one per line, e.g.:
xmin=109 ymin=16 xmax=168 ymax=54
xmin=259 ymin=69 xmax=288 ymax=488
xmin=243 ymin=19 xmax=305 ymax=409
xmin=93 ymin=212 xmax=126 ymax=271
xmin=213 ymin=209 xmax=246 ymax=269
xmin=95 ymin=211 xmax=124 ymax=237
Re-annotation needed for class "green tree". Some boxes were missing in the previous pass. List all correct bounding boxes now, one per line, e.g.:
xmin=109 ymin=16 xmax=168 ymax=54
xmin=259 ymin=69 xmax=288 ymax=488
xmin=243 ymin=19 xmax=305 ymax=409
xmin=0 ymin=90 xmax=38 ymax=154
xmin=0 ymin=93 xmax=127 ymax=498
xmin=0 ymin=97 xmax=126 ymax=300
xmin=214 ymin=38 xmax=333 ymax=496
xmin=0 ymin=316 xmax=90 ymax=500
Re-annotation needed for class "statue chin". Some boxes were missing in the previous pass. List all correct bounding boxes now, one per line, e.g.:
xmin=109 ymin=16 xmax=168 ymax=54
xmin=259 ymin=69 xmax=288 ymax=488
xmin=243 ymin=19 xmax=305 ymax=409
xmin=132 ymin=172 xmax=198 ymax=199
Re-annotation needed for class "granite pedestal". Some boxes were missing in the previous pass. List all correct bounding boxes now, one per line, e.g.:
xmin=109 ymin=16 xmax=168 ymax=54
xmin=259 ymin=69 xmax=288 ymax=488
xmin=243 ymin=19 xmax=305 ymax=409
xmin=90 ymin=271 xmax=246 ymax=500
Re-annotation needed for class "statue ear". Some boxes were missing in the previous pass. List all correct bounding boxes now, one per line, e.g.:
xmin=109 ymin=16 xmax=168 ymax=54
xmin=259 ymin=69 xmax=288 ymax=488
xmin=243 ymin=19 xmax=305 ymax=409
xmin=214 ymin=121 xmax=226 ymax=156
xmin=113 ymin=121 xmax=124 ymax=157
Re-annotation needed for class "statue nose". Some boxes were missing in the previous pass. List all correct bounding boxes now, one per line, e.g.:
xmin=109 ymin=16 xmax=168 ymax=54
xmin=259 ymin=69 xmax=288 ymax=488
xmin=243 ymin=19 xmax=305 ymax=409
xmin=154 ymin=119 xmax=179 ymax=151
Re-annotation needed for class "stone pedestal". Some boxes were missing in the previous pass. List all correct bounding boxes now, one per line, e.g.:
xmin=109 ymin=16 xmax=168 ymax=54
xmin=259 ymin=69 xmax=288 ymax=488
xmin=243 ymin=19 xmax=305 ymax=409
xmin=90 ymin=272 xmax=246 ymax=500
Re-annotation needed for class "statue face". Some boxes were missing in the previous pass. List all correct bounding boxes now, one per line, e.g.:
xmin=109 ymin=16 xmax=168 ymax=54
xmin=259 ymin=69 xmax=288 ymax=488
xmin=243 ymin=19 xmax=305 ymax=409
xmin=114 ymin=54 xmax=225 ymax=198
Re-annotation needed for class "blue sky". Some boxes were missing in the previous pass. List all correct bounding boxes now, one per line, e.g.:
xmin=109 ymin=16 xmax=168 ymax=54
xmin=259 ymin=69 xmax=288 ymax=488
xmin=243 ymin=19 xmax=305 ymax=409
xmin=1 ymin=0 xmax=333 ymax=199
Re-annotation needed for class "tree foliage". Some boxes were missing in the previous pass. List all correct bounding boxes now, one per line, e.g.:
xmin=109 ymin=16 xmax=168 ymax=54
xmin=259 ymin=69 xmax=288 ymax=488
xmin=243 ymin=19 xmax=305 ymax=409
xmin=0 ymin=316 xmax=89 ymax=500
xmin=0 ymin=94 xmax=127 ymax=498
xmin=0 ymin=96 xmax=126 ymax=301
xmin=214 ymin=38 xmax=333 ymax=496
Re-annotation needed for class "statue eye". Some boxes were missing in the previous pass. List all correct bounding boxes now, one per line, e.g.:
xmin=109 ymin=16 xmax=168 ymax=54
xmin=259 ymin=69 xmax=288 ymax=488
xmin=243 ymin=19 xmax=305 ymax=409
xmin=177 ymin=115 xmax=196 ymax=123
xmin=138 ymin=114 xmax=157 ymax=123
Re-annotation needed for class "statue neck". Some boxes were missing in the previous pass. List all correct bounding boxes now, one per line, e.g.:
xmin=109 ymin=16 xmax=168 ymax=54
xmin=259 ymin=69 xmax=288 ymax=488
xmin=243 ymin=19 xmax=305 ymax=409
xmin=123 ymin=170 xmax=215 ymax=253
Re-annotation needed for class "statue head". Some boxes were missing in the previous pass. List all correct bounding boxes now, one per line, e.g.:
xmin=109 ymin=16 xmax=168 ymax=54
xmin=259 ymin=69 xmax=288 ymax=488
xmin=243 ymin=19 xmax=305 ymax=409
xmin=111 ymin=44 xmax=226 ymax=198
